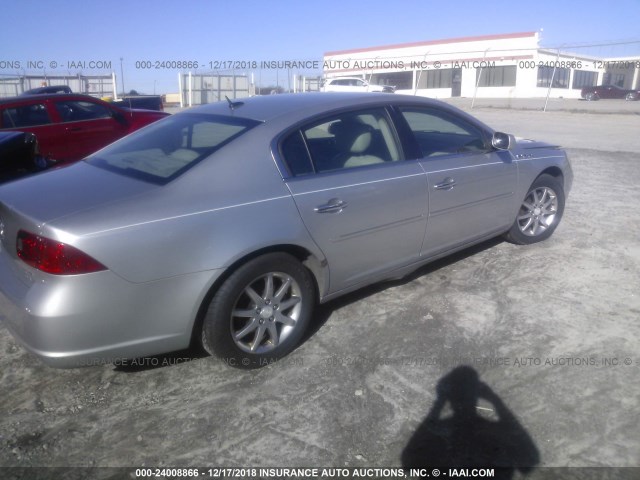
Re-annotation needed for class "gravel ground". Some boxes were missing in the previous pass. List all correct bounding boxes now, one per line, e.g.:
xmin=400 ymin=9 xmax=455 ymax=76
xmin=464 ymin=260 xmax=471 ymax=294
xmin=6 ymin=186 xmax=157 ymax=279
xmin=1 ymin=106 xmax=639 ymax=479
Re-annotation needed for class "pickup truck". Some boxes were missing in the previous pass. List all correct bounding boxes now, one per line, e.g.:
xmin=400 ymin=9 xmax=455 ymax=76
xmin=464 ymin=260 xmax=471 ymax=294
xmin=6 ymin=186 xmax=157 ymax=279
xmin=111 ymin=95 xmax=164 ymax=111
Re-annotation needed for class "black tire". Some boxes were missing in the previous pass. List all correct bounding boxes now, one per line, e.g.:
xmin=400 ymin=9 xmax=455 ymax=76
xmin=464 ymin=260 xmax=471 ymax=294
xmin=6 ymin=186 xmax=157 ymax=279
xmin=625 ymin=92 xmax=638 ymax=101
xmin=504 ymin=174 xmax=565 ymax=245
xmin=201 ymin=253 xmax=315 ymax=368
xmin=585 ymin=92 xmax=599 ymax=101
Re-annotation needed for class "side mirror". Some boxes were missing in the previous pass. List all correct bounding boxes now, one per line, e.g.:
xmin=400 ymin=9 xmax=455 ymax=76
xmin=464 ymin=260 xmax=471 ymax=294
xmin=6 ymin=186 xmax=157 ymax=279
xmin=111 ymin=110 xmax=127 ymax=125
xmin=492 ymin=132 xmax=516 ymax=150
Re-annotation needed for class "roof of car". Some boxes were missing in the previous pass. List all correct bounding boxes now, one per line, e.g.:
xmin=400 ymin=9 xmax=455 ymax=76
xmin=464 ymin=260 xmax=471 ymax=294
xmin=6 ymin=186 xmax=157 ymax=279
xmin=181 ymin=92 xmax=447 ymax=123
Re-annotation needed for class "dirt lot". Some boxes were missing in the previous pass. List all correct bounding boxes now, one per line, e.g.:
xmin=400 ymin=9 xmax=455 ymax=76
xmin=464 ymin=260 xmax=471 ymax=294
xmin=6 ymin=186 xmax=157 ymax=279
xmin=1 ymin=105 xmax=639 ymax=478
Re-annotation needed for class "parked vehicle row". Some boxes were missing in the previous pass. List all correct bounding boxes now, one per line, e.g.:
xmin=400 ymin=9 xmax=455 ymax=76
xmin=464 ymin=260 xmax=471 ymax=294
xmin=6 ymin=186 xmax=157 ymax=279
xmin=0 ymin=93 xmax=169 ymax=169
xmin=0 ymin=92 xmax=572 ymax=369
xmin=322 ymin=77 xmax=395 ymax=93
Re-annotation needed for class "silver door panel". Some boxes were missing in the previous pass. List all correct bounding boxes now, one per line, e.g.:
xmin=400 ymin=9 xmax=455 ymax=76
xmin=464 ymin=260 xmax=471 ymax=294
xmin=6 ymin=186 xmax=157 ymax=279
xmin=286 ymin=162 xmax=428 ymax=293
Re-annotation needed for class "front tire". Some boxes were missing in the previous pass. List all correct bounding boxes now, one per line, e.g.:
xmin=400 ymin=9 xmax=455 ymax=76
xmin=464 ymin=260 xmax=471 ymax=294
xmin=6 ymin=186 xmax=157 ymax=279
xmin=625 ymin=92 xmax=638 ymax=101
xmin=585 ymin=92 xmax=599 ymax=101
xmin=201 ymin=253 xmax=315 ymax=368
xmin=505 ymin=174 xmax=565 ymax=245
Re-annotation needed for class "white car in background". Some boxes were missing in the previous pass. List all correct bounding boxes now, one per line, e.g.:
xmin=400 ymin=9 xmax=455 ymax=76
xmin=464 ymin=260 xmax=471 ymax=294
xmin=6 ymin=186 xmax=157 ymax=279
xmin=321 ymin=77 xmax=395 ymax=93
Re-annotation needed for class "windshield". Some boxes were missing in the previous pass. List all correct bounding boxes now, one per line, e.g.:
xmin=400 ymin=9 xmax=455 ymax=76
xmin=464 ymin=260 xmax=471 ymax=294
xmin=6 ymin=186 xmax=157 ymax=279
xmin=87 ymin=113 xmax=260 ymax=184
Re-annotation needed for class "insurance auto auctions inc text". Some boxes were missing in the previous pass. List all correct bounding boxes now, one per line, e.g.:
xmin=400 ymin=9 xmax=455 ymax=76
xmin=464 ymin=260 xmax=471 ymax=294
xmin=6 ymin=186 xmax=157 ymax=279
xmin=237 ymin=467 xmax=496 ymax=478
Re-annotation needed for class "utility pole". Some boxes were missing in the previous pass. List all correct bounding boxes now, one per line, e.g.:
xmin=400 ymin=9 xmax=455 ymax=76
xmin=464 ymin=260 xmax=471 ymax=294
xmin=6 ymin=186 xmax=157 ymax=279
xmin=120 ymin=57 xmax=125 ymax=96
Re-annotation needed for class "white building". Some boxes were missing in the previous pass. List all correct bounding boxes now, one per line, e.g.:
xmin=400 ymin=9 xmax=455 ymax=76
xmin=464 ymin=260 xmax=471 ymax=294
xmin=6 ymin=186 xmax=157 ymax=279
xmin=323 ymin=32 xmax=640 ymax=99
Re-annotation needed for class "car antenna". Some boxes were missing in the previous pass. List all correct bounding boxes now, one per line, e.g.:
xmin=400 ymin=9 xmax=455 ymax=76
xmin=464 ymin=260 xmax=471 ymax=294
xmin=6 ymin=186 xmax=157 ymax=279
xmin=225 ymin=95 xmax=244 ymax=111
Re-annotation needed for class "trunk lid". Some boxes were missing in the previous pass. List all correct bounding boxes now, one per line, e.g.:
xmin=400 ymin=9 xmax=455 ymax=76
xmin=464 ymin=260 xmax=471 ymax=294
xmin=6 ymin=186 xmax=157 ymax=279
xmin=0 ymin=162 xmax=156 ymax=226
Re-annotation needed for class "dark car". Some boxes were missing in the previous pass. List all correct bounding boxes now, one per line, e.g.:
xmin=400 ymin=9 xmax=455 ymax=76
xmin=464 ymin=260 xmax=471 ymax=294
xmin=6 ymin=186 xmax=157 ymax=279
xmin=21 ymin=85 xmax=73 ymax=95
xmin=581 ymin=84 xmax=640 ymax=101
xmin=0 ymin=131 xmax=49 ymax=182
xmin=0 ymin=94 xmax=169 ymax=163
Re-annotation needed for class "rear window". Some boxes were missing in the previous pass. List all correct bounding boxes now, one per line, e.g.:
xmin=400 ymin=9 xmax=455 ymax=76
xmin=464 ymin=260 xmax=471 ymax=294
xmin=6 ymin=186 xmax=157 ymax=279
xmin=87 ymin=113 xmax=260 ymax=184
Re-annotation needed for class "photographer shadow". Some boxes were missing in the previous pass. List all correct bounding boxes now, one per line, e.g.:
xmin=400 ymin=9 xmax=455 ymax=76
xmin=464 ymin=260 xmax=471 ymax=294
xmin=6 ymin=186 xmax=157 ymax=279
xmin=402 ymin=366 xmax=539 ymax=479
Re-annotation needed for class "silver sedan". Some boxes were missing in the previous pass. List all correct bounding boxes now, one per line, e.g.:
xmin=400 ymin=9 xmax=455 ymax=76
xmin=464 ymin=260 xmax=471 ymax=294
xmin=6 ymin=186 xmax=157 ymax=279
xmin=0 ymin=93 xmax=572 ymax=368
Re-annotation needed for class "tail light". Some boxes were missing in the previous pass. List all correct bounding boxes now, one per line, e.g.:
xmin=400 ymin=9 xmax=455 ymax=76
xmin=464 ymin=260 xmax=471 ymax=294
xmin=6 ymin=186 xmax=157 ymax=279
xmin=16 ymin=230 xmax=106 ymax=275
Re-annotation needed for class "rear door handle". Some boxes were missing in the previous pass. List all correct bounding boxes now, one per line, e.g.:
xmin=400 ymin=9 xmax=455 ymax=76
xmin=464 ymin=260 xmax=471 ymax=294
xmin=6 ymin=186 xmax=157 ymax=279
xmin=434 ymin=177 xmax=456 ymax=190
xmin=314 ymin=198 xmax=347 ymax=213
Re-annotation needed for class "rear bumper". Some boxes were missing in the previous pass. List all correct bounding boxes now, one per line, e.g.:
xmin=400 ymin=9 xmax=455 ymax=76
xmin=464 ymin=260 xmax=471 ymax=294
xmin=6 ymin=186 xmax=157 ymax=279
xmin=0 ymin=250 xmax=220 ymax=368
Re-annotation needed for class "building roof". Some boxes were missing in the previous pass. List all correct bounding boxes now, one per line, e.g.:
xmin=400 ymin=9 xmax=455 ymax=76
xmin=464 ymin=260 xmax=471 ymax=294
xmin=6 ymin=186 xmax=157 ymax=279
xmin=324 ymin=32 xmax=538 ymax=57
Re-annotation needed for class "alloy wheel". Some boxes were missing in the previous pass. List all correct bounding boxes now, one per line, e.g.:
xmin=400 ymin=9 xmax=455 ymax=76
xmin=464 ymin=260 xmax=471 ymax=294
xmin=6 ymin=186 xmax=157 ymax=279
xmin=517 ymin=186 xmax=559 ymax=237
xmin=230 ymin=272 xmax=303 ymax=354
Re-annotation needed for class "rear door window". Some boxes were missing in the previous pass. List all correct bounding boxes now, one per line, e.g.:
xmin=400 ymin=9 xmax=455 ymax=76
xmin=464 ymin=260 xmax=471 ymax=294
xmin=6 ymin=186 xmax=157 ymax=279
xmin=1 ymin=103 xmax=51 ymax=128
xmin=280 ymin=107 xmax=402 ymax=176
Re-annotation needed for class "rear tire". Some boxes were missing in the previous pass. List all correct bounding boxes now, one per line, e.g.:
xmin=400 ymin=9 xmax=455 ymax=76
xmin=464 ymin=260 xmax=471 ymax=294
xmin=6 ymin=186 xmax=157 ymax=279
xmin=585 ymin=92 xmax=599 ymax=101
xmin=201 ymin=253 xmax=315 ymax=368
xmin=504 ymin=174 xmax=565 ymax=245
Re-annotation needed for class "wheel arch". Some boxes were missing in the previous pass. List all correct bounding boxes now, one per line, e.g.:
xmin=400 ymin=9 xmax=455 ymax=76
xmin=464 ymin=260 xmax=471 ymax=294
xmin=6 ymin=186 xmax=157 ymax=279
xmin=538 ymin=166 xmax=564 ymax=185
xmin=188 ymin=244 xmax=326 ymax=348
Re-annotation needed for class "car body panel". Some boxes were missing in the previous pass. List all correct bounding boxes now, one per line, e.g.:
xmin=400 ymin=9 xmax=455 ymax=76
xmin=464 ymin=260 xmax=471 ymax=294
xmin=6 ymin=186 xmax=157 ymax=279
xmin=286 ymin=161 xmax=428 ymax=293
xmin=0 ymin=92 xmax=572 ymax=367
xmin=420 ymin=151 xmax=517 ymax=257
xmin=0 ymin=161 xmax=158 ymax=225
xmin=51 ymin=110 xmax=127 ymax=160
xmin=511 ymin=144 xmax=572 ymax=204
xmin=0 ymin=252 xmax=220 ymax=367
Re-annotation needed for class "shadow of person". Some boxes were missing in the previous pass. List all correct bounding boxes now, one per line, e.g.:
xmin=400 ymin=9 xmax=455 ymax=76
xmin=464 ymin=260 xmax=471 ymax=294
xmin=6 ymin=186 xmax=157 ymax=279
xmin=402 ymin=366 xmax=539 ymax=479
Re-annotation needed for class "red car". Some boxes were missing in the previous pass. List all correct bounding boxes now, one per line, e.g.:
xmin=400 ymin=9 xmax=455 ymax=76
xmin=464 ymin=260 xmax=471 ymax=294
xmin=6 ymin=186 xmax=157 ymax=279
xmin=581 ymin=84 xmax=640 ymax=101
xmin=0 ymin=94 xmax=169 ymax=163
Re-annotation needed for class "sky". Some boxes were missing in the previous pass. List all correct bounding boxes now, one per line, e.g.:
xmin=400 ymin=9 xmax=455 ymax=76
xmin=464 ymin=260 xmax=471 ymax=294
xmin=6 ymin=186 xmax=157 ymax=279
xmin=2 ymin=0 xmax=640 ymax=94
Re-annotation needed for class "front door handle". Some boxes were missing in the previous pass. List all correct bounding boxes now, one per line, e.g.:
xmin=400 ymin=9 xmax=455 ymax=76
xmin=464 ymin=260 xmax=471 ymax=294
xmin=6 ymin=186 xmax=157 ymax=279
xmin=434 ymin=177 xmax=456 ymax=190
xmin=314 ymin=198 xmax=347 ymax=213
